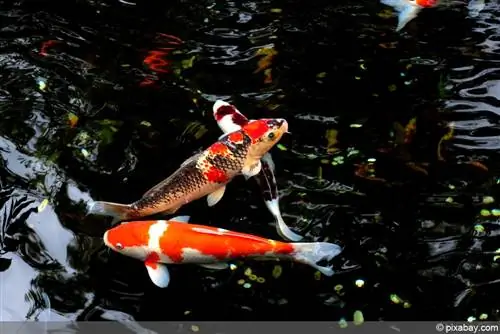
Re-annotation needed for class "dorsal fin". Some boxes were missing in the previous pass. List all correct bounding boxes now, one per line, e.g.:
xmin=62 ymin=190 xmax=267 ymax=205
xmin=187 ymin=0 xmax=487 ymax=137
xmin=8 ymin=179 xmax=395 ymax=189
xmin=180 ymin=152 xmax=202 ymax=168
xmin=171 ymin=215 xmax=191 ymax=223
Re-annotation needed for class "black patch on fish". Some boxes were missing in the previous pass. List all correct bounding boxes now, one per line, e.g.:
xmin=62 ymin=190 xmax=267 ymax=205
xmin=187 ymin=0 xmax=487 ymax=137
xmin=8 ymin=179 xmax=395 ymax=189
xmin=253 ymin=160 xmax=278 ymax=202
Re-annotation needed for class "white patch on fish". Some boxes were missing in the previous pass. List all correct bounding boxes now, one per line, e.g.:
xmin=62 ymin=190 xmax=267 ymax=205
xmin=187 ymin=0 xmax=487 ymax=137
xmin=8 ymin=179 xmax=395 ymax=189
xmin=219 ymin=115 xmax=242 ymax=133
xmin=181 ymin=247 xmax=218 ymax=263
xmin=191 ymin=227 xmax=226 ymax=235
xmin=148 ymin=220 xmax=172 ymax=263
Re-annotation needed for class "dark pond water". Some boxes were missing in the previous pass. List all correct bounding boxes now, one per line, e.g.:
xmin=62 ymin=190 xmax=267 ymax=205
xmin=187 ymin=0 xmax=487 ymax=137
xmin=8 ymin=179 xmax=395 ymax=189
xmin=1 ymin=0 xmax=500 ymax=326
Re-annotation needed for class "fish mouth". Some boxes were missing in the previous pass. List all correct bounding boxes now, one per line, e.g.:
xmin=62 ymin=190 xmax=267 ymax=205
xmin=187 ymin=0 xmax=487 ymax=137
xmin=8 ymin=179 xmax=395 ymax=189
xmin=103 ymin=231 xmax=112 ymax=249
xmin=275 ymin=119 xmax=289 ymax=133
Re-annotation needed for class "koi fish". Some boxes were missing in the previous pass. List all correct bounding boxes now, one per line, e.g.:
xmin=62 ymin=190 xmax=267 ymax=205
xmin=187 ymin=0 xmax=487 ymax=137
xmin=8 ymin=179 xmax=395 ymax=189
xmin=212 ymin=100 xmax=303 ymax=242
xmin=87 ymin=118 xmax=288 ymax=223
xmin=381 ymin=0 xmax=438 ymax=32
xmin=103 ymin=216 xmax=342 ymax=288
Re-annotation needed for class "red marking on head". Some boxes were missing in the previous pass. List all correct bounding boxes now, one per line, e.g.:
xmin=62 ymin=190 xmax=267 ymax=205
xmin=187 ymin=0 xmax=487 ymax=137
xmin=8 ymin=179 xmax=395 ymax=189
xmin=105 ymin=221 xmax=154 ymax=248
xmin=208 ymin=142 xmax=229 ymax=155
xmin=228 ymin=131 xmax=244 ymax=143
xmin=158 ymin=222 xmax=294 ymax=263
xmin=416 ymin=0 xmax=437 ymax=7
xmin=204 ymin=166 xmax=229 ymax=183
xmin=242 ymin=120 xmax=270 ymax=143
xmin=145 ymin=252 xmax=160 ymax=269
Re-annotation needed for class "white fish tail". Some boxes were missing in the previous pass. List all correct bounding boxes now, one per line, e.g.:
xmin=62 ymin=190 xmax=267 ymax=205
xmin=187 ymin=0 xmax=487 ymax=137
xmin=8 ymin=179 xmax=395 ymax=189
xmin=266 ymin=200 xmax=303 ymax=241
xmin=380 ymin=0 xmax=406 ymax=11
xmin=380 ymin=0 xmax=421 ymax=31
xmin=290 ymin=242 xmax=342 ymax=276
xmin=276 ymin=215 xmax=304 ymax=242
xmin=87 ymin=201 xmax=132 ymax=221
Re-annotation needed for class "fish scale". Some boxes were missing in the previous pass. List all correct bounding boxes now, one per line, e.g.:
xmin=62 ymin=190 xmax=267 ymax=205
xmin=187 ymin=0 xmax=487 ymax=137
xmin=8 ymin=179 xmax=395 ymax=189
xmin=127 ymin=138 xmax=251 ymax=217
xmin=130 ymin=164 xmax=207 ymax=215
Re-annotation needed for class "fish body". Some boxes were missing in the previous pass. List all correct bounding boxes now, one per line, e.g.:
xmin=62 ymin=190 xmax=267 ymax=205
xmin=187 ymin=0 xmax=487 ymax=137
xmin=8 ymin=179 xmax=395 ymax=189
xmin=88 ymin=118 xmax=288 ymax=222
xmin=381 ymin=0 xmax=438 ymax=31
xmin=103 ymin=216 xmax=342 ymax=288
xmin=212 ymin=100 xmax=303 ymax=241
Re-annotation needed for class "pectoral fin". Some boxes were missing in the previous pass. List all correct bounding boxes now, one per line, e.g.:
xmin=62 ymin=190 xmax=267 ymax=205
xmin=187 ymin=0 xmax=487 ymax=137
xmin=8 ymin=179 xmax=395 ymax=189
xmin=171 ymin=215 xmax=191 ymax=223
xmin=242 ymin=160 xmax=262 ymax=178
xmin=199 ymin=263 xmax=229 ymax=270
xmin=207 ymin=186 xmax=226 ymax=207
xmin=180 ymin=152 xmax=202 ymax=167
xmin=145 ymin=261 xmax=170 ymax=288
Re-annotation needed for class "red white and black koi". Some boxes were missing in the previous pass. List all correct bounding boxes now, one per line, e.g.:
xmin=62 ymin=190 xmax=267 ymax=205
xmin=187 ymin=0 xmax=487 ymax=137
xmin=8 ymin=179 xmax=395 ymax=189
xmin=103 ymin=216 xmax=342 ymax=288
xmin=87 ymin=118 xmax=288 ymax=223
xmin=212 ymin=100 xmax=303 ymax=242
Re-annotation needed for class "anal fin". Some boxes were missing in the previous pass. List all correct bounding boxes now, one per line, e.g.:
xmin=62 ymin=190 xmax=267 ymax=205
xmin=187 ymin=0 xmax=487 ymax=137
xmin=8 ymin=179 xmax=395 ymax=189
xmin=242 ymin=160 xmax=262 ymax=178
xmin=171 ymin=215 xmax=191 ymax=223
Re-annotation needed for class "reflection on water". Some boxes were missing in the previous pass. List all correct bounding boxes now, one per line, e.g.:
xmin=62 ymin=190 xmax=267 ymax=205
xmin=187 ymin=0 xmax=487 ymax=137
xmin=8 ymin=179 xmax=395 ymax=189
xmin=0 ymin=0 xmax=500 ymax=324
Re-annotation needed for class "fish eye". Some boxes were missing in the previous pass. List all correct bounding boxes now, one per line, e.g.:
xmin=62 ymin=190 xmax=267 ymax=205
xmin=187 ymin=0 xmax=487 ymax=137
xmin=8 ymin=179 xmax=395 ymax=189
xmin=268 ymin=132 xmax=275 ymax=140
xmin=115 ymin=243 xmax=123 ymax=250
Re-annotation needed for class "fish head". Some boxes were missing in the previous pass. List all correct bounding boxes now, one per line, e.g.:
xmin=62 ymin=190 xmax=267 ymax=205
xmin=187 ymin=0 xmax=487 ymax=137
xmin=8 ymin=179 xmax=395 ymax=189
xmin=242 ymin=118 xmax=288 ymax=158
xmin=415 ymin=0 xmax=437 ymax=7
xmin=213 ymin=100 xmax=249 ymax=133
xmin=103 ymin=221 xmax=154 ymax=261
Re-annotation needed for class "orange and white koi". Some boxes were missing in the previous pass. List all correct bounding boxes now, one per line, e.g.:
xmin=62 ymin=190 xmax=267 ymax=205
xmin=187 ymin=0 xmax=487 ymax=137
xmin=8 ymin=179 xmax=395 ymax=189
xmin=103 ymin=216 xmax=342 ymax=288
xmin=381 ymin=0 xmax=438 ymax=31
xmin=87 ymin=118 xmax=288 ymax=223
xmin=213 ymin=100 xmax=303 ymax=242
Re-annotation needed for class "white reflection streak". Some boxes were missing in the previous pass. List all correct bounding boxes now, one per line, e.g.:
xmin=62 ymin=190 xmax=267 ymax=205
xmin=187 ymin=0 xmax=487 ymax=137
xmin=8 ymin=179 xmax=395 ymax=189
xmin=0 ymin=134 xmax=94 ymax=319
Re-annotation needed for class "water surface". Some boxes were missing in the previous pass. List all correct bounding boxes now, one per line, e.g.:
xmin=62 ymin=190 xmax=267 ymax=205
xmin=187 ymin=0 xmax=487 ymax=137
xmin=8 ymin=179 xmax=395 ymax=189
xmin=0 ymin=0 xmax=499 ymax=324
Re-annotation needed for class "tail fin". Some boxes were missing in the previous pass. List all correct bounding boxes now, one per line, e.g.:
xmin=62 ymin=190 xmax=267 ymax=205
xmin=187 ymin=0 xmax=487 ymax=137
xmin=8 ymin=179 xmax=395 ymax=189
xmin=266 ymin=199 xmax=303 ymax=241
xmin=380 ymin=0 xmax=421 ymax=32
xmin=291 ymin=242 xmax=342 ymax=276
xmin=87 ymin=201 xmax=132 ymax=221
xmin=276 ymin=216 xmax=303 ymax=242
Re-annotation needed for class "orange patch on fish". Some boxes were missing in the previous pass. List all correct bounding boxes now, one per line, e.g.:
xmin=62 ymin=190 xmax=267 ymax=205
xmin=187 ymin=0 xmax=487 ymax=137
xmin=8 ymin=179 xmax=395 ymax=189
xmin=228 ymin=131 xmax=244 ymax=143
xmin=145 ymin=252 xmax=161 ymax=269
xmin=204 ymin=166 xmax=229 ymax=183
xmin=106 ymin=220 xmax=152 ymax=248
xmin=243 ymin=120 xmax=269 ymax=143
xmin=208 ymin=142 xmax=230 ymax=155
xmin=158 ymin=222 xmax=294 ymax=263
